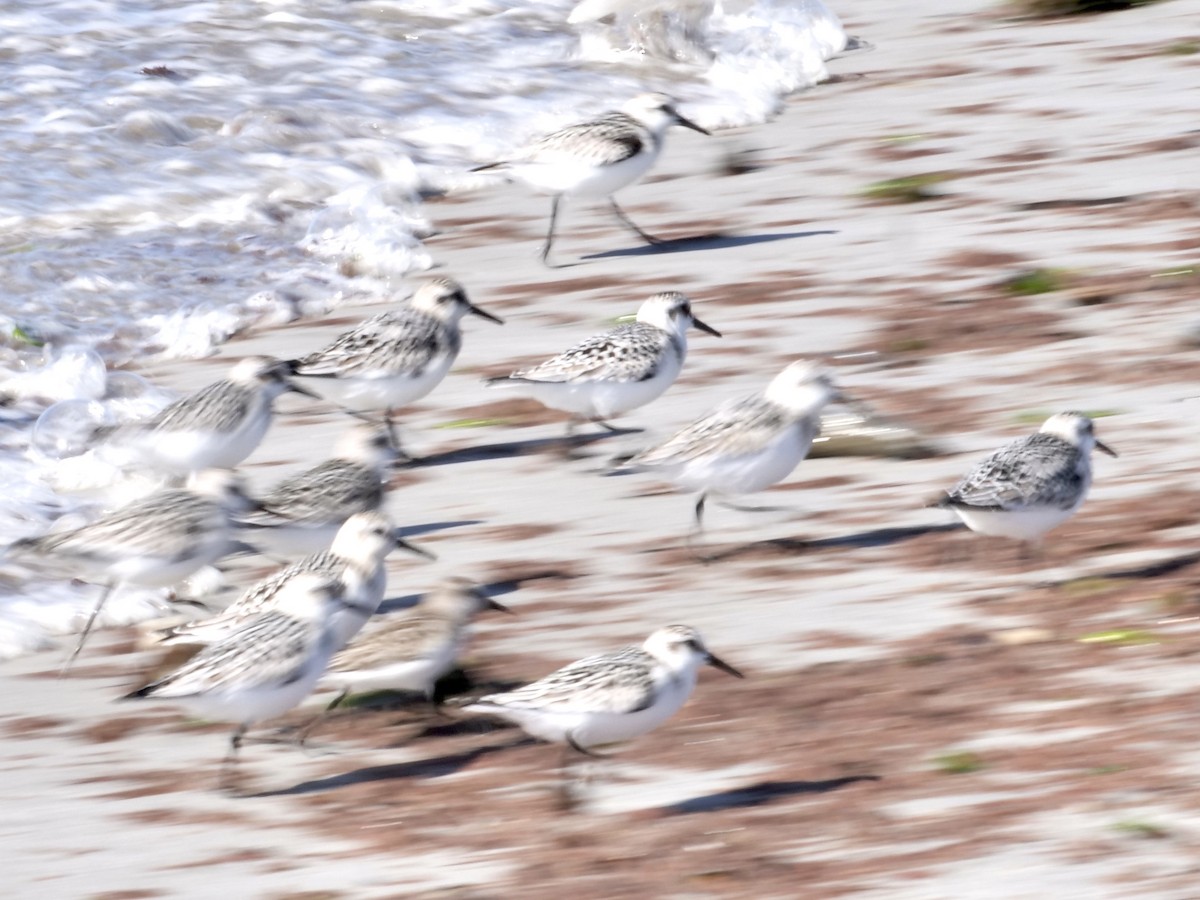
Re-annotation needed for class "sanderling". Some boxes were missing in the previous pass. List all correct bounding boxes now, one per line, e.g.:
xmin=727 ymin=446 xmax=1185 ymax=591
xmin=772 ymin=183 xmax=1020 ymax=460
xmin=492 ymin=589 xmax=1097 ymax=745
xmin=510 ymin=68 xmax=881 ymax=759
xmin=486 ymin=291 xmax=720 ymax=437
xmin=931 ymin=411 xmax=1117 ymax=549
xmin=303 ymin=577 xmax=509 ymax=738
xmin=6 ymin=469 xmax=256 ymax=667
xmin=162 ymin=510 xmax=433 ymax=652
xmin=123 ymin=572 xmax=348 ymax=791
xmin=288 ymin=278 xmax=503 ymax=452
xmin=623 ymin=360 xmax=841 ymax=536
xmin=472 ymin=93 xmax=710 ymax=265
xmin=464 ymin=624 xmax=740 ymax=804
xmin=239 ymin=422 xmax=397 ymax=556
xmin=98 ymin=356 xmax=317 ymax=474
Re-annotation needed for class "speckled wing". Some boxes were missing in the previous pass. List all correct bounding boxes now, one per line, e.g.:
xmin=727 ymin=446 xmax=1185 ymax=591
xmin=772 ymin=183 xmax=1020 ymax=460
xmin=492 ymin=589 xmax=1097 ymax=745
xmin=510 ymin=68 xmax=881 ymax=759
xmin=252 ymin=461 xmax=382 ymax=525
xmin=328 ymin=614 xmax=452 ymax=672
xmin=477 ymin=646 xmax=658 ymax=714
xmin=527 ymin=113 xmax=645 ymax=166
xmin=632 ymin=395 xmax=814 ymax=465
xmin=506 ymin=323 xmax=670 ymax=384
xmin=942 ymin=434 xmax=1082 ymax=511
xmin=295 ymin=309 xmax=457 ymax=378
xmin=141 ymin=611 xmax=319 ymax=697
xmin=226 ymin=551 xmax=343 ymax=617
xmin=11 ymin=493 xmax=222 ymax=570
xmin=138 ymin=381 xmax=252 ymax=434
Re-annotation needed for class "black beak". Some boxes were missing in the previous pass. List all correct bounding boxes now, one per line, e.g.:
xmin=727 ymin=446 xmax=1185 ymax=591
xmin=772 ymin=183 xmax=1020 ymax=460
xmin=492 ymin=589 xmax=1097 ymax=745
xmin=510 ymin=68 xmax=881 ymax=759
xmin=671 ymin=108 xmax=710 ymax=136
xmin=468 ymin=303 xmax=505 ymax=325
xmin=286 ymin=380 xmax=322 ymax=400
xmin=394 ymin=535 xmax=437 ymax=561
xmin=487 ymin=597 xmax=513 ymax=614
xmin=691 ymin=315 xmax=721 ymax=338
xmin=706 ymin=652 xmax=743 ymax=679
xmin=1096 ymin=439 xmax=1117 ymax=458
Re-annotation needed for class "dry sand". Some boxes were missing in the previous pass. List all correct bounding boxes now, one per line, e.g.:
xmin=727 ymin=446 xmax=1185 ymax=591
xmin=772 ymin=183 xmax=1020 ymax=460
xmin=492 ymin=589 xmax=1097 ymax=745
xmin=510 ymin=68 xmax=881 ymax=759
xmin=5 ymin=0 xmax=1200 ymax=896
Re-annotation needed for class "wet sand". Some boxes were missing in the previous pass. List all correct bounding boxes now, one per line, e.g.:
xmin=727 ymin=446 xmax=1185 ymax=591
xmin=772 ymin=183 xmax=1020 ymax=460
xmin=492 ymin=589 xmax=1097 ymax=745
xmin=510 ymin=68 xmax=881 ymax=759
xmin=5 ymin=0 xmax=1200 ymax=896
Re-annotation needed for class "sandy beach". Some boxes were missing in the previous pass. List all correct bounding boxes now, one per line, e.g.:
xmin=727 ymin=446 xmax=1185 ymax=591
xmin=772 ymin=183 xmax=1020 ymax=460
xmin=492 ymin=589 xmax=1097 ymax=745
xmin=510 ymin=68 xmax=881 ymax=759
xmin=5 ymin=0 xmax=1200 ymax=896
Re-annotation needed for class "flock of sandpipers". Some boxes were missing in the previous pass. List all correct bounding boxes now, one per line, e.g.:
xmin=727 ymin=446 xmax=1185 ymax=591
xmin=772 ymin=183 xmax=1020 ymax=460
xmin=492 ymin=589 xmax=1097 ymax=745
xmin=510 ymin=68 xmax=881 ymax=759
xmin=3 ymin=93 xmax=1115 ymax=803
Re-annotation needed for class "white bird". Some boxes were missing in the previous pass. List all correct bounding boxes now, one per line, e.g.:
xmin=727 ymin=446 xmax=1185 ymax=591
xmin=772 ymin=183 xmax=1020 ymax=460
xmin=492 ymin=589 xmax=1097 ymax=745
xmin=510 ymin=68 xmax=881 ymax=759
xmin=6 ymin=469 xmax=256 ymax=667
xmin=123 ymin=572 xmax=349 ymax=791
xmin=97 ymin=356 xmax=317 ymax=474
xmin=161 ymin=510 xmax=434 ymax=652
xmin=302 ymin=578 xmax=510 ymax=739
xmin=486 ymin=291 xmax=720 ymax=437
xmin=932 ymin=411 xmax=1117 ymax=548
xmin=239 ymin=422 xmax=398 ymax=556
xmin=288 ymin=278 xmax=503 ymax=454
xmin=472 ymin=93 xmax=710 ymax=265
xmin=624 ymin=361 xmax=841 ymax=534
xmin=464 ymin=624 xmax=740 ymax=804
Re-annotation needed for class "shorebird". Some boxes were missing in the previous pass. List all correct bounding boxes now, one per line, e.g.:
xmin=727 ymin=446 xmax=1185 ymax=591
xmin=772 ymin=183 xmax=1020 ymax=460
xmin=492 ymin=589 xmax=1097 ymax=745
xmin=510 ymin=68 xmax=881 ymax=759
xmin=6 ymin=469 xmax=256 ymax=667
xmin=161 ymin=510 xmax=433 ymax=652
xmin=288 ymin=278 xmax=502 ymax=454
xmin=302 ymin=577 xmax=509 ymax=739
xmin=623 ymin=361 xmax=841 ymax=540
xmin=486 ymin=291 xmax=720 ymax=438
xmin=472 ymin=93 xmax=710 ymax=265
xmin=97 ymin=356 xmax=316 ymax=474
xmin=123 ymin=572 xmax=349 ymax=792
xmin=239 ymin=422 xmax=397 ymax=555
xmin=931 ymin=412 xmax=1117 ymax=553
xmin=463 ymin=624 xmax=740 ymax=807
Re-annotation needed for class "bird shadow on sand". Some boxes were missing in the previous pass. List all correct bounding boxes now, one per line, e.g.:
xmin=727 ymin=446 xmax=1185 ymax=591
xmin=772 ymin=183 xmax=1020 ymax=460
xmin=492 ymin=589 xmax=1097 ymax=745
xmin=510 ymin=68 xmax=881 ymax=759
xmin=664 ymin=775 xmax=881 ymax=815
xmin=583 ymin=229 xmax=837 ymax=261
xmin=409 ymin=428 xmax=637 ymax=468
xmin=377 ymin=569 xmax=576 ymax=615
xmin=251 ymin=737 xmax=528 ymax=798
xmin=654 ymin=521 xmax=963 ymax=563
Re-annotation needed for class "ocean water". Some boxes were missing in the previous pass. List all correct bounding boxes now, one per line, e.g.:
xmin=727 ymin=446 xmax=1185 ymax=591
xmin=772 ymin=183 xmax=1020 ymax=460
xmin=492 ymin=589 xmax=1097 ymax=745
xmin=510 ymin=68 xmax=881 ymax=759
xmin=0 ymin=0 xmax=847 ymax=657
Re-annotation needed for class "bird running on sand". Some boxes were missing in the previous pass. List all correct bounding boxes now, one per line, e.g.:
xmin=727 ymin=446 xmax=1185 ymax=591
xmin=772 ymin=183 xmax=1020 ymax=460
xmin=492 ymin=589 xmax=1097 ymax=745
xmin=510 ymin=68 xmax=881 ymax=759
xmin=288 ymin=278 xmax=503 ymax=455
xmin=931 ymin=411 xmax=1117 ymax=550
xmin=485 ymin=291 xmax=720 ymax=437
xmin=623 ymin=360 xmax=841 ymax=536
xmin=123 ymin=572 xmax=349 ymax=792
xmin=471 ymin=93 xmax=710 ymax=265
xmin=303 ymin=577 xmax=510 ymax=738
xmin=463 ymin=624 xmax=741 ymax=805
xmin=161 ymin=510 xmax=434 ymax=652
xmin=239 ymin=422 xmax=398 ymax=556
xmin=97 ymin=356 xmax=317 ymax=474
xmin=6 ymin=469 xmax=256 ymax=667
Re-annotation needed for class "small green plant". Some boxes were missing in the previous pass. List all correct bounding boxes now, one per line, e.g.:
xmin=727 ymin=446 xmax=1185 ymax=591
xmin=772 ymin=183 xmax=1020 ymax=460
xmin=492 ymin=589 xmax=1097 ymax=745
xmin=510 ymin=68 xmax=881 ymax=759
xmin=932 ymin=751 xmax=985 ymax=774
xmin=1003 ymin=267 xmax=1067 ymax=296
xmin=1163 ymin=41 xmax=1200 ymax=56
xmin=1113 ymin=820 xmax=1170 ymax=839
xmin=1077 ymin=629 xmax=1159 ymax=646
xmin=862 ymin=173 xmax=954 ymax=203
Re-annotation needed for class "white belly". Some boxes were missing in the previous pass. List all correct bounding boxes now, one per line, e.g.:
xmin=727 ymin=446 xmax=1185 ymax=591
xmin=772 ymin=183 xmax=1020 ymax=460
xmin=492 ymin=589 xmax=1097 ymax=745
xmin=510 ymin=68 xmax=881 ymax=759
xmin=512 ymin=146 xmax=658 ymax=198
xmin=668 ymin=426 xmax=811 ymax=496
xmin=298 ymin=353 xmax=455 ymax=413
xmin=516 ymin=361 xmax=680 ymax=420
xmin=137 ymin=413 xmax=270 ymax=473
xmin=954 ymin=504 xmax=1078 ymax=542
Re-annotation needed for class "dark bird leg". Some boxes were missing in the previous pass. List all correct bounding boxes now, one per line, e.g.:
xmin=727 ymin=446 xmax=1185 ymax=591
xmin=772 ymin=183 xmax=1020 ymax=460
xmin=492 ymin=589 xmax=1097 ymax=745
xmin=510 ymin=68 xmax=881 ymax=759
xmin=219 ymin=724 xmax=248 ymax=793
xmin=62 ymin=580 xmax=117 ymax=673
xmin=685 ymin=492 xmax=714 ymax=563
xmin=383 ymin=409 xmax=415 ymax=464
xmin=296 ymin=688 xmax=349 ymax=746
xmin=541 ymin=196 xmax=563 ymax=267
xmin=610 ymin=198 xmax=663 ymax=246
